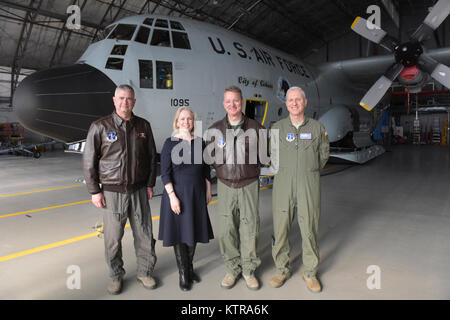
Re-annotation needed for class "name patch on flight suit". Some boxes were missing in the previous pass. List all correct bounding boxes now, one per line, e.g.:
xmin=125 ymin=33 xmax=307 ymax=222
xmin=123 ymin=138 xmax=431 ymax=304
xmin=286 ymin=133 xmax=295 ymax=142
xmin=106 ymin=132 xmax=117 ymax=142
xmin=299 ymin=133 xmax=312 ymax=140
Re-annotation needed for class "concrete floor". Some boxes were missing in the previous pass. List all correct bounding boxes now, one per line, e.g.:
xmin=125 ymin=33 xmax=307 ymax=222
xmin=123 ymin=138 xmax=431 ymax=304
xmin=0 ymin=145 xmax=449 ymax=300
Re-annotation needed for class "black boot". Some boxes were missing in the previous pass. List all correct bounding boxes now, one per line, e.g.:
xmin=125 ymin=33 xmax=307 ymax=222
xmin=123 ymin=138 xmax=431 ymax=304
xmin=173 ymin=244 xmax=191 ymax=291
xmin=187 ymin=244 xmax=201 ymax=283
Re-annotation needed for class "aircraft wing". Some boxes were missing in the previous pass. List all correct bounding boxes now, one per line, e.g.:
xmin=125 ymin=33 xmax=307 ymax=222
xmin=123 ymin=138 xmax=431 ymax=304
xmin=317 ymin=47 xmax=450 ymax=90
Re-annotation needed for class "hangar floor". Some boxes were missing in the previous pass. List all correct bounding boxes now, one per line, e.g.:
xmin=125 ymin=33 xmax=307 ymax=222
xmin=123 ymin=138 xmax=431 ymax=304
xmin=0 ymin=145 xmax=449 ymax=300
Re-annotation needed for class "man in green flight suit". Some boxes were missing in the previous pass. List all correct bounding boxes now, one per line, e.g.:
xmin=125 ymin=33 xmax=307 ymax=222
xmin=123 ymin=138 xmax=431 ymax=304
xmin=269 ymin=86 xmax=329 ymax=293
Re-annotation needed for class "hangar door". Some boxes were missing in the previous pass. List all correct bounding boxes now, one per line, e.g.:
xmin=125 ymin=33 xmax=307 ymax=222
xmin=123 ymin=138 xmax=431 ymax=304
xmin=244 ymin=99 xmax=268 ymax=125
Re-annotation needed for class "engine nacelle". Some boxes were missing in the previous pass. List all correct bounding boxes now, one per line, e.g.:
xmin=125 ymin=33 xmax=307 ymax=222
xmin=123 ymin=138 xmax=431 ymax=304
xmin=318 ymin=105 xmax=353 ymax=143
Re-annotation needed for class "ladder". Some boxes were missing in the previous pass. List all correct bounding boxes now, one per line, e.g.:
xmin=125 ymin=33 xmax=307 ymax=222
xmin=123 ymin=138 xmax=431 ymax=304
xmin=413 ymin=119 xmax=421 ymax=144
xmin=432 ymin=117 xmax=441 ymax=144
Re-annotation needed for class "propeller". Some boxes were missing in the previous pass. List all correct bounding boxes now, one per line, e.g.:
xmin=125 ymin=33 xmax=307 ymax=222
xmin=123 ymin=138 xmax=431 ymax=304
xmin=351 ymin=0 xmax=450 ymax=111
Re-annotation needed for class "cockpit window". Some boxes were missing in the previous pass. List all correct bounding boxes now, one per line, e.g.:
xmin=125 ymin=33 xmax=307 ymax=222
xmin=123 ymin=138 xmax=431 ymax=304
xmin=155 ymin=19 xmax=168 ymax=28
xmin=151 ymin=29 xmax=170 ymax=47
xmin=107 ymin=24 xmax=137 ymax=41
xmin=143 ymin=18 xmax=154 ymax=26
xmin=156 ymin=61 xmax=173 ymax=89
xmin=94 ymin=24 xmax=116 ymax=42
xmin=105 ymin=58 xmax=124 ymax=70
xmin=172 ymin=31 xmax=191 ymax=49
xmin=170 ymin=21 xmax=185 ymax=30
xmin=111 ymin=45 xmax=127 ymax=55
xmin=135 ymin=26 xmax=150 ymax=44
xmin=139 ymin=60 xmax=153 ymax=89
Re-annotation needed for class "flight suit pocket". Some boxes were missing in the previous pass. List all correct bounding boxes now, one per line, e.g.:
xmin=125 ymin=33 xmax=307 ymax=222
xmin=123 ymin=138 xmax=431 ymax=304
xmin=303 ymin=136 xmax=319 ymax=151
xmin=99 ymin=159 xmax=121 ymax=183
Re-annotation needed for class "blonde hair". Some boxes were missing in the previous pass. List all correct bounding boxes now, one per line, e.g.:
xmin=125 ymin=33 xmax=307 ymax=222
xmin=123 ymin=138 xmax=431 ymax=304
xmin=173 ymin=107 xmax=196 ymax=132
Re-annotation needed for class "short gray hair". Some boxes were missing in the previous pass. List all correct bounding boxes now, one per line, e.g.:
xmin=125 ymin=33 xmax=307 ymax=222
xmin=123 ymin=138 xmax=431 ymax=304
xmin=115 ymin=84 xmax=135 ymax=96
xmin=286 ymin=86 xmax=306 ymax=99
xmin=224 ymin=85 xmax=243 ymax=99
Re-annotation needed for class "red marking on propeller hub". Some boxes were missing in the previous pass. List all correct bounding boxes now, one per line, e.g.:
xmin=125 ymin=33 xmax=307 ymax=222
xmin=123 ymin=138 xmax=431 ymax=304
xmin=399 ymin=65 xmax=419 ymax=81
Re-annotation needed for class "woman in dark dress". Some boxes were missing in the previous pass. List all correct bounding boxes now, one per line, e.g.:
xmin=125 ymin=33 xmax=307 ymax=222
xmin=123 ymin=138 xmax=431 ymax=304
xmin=159 ymin=107 xmax=214 ymax=291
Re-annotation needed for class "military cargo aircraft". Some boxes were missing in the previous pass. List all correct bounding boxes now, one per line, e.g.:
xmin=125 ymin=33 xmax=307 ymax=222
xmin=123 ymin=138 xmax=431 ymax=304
xmin=12 ymin=0 xmax=450 ymax=164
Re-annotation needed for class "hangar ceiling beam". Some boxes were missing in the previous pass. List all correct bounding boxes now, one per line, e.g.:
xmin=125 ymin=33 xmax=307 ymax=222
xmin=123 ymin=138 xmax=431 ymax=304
xmin=262 ymin=0 xmax=326 ymax=46
xmin=244 ymin=4 xmax=273 ymax=33
xmin=176 ymin=0 xmax=197 ymax=17
xmin=9 ymin=0 xmax=43 ymax=107
xmin=92 ymin=0 xmax=128 ymax=41
xmin=227 ymin=0 xmax=263 ymax=30
xmin=160 ymin=0 xmax=229 ymax=25
xmin=0 ymin=0 xmax=100 ymax=29
xmin=0 ymin=13 xmax=93 ymax=40
xmin=138 ymin=0 xmax=152 ymax=14
xmin=381 ymin=0 xmax=400 ymax=29
xmin=49 ymin=0 xmax=88 ymax=67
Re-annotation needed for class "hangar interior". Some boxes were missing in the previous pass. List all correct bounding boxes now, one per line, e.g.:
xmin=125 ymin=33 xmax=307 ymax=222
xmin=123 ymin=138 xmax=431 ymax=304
xmin=0 ymin=0 xmax=450 ymax=300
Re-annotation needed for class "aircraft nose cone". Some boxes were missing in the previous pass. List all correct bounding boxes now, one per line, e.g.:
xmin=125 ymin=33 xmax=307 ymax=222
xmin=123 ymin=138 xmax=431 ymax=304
xmin=13 ymin=64 xmax=116 ymax=143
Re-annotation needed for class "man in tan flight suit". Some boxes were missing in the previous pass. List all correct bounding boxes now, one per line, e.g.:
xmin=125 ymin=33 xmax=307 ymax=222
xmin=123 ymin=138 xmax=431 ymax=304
xmin=269 ymin=86 xmax=329 ymax=293
xmin=206 ymin=85 xmax=266 ymax=291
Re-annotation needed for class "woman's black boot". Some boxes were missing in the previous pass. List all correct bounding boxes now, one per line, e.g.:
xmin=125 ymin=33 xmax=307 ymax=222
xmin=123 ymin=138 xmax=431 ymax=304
xmin=174 ymin=244 xmax=192 ymax=291
xmin=187 ymin=244 xmax=201 ymax=283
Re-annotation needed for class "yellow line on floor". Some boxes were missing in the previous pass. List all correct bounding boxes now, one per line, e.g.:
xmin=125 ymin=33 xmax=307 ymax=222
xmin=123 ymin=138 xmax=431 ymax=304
xmin=0 ymin=218 xmax=158 ymax=263
xmin=0 ymin=200 xmax=91 ymax=218
xmin=322 ymin=165 xmax=337 ymax=172
xmin=0 ymin=184 xmax=84 ymax=198
xmin=0 ymin=185 xmax=272 ymax=262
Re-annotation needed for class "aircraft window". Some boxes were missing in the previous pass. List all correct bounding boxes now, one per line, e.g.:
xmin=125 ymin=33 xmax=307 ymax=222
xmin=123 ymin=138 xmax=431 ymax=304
xmin=94 ymin=24 xmax=116 ymax=42
xmin=110 ymin=45 xmax=127 ymax=55
xmin=135 ymin=26 xmax=150 ymax=44
xmin=139 ymin=60 xmax=153 ymax=89
xmin=143 ymin=18 xmax=154 ymax=26
xmin=105 ymin=58 xmax=124 ymax=70
xmin=170 ymin=21 xmax=185 ymax=30
xmin=107 ymin=24 xmax=137 ymax=41
xmin=151 ymin=29 xmax=171 ymax=47
xmin=155 ymin=19 xmax=168 ymax=28
xmin=172 ymin=31 xmax=191 ymax=49
xmin=156 ymin=61 xmax=173 ymax=89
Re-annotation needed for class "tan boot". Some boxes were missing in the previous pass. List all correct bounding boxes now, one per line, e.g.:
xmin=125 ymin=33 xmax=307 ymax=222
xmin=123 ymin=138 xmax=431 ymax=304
xmin=302 ymin=273 xmax=322 ymax=293
xmin=269 ymin=272 xmax=291 ymax=288
xmin=137 ymin=276 xmax=157 ymax=290
xmin=220 ymin=273 xmax=239 ymax=289
xmin=243 ymin=274 xmax=260 ymax=291
xmin=107 ymin=278 xmax=123 ymax=295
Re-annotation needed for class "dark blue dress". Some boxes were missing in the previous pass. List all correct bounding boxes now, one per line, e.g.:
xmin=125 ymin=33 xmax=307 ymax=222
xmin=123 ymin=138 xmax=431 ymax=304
xmin=158 ymin=136 xmax=214 ymax=247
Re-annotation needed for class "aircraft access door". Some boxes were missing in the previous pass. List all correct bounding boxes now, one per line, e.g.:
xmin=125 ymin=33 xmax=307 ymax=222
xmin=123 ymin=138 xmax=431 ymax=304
xmin=244 ymin=99 xmax=268 ymax=125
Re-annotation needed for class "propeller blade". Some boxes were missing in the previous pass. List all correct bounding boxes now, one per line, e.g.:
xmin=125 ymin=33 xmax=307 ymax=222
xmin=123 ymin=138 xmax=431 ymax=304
xmin=360 ymin=63 xmax=404 ymax=111
xmin=418 ymin=54 xmax=450 ymax=89
xmin=411 ymin=0 xmax=450 ymax=41
xmin=424 ymin=0 xmax=450 ymax=30
xmin=351 ymin=16 xmax=398 ymax=52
